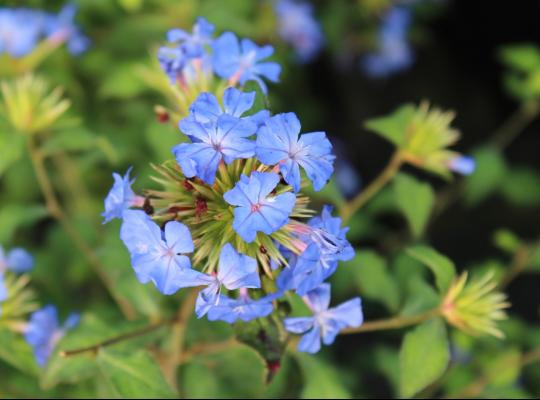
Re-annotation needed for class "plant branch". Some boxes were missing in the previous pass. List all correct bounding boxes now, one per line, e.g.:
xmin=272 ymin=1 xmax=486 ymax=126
xmin=340 ymin=151 xmax=403 ymax=223
xmin=27 ymin=138 xmax=136 ymax=319
xmin=490 ymin=101 xmax=540 ymax=150
xmin=341 ymin=308 xmax=441 ymax=335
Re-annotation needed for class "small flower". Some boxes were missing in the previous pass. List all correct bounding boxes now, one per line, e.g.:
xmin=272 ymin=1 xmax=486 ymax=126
xmin=362 ymin=6 xmax=414 ymax=78
xmin=102 ymin=167 xmax=145 ymax=223
xmin=167 ymin=17 xmax=214 ymax=58
xmin=256 ymin=112 xmax=335 ymax=192
xmin=284 ymin=284 xmax=363 ymax=353
xmin=174 ymin=114 xmax=257 ymax=184
xmin=24 ymin=305 xmax=79 ymax=367
xmin=0 ymin=8 xmax=44 ymax=57
xmin=0 ymin=245 xmax=34 ymax=273
xmin=448 ymin=155 xmax=476 ymax=176
xmin=184 ymin=86 xmax=269 ymax=127
xmin=290 ymin=206 xmax=354 ymax=295
xmin=274 ymin=0 xmax=324 ymax=62
xmin=158 ymin=46 xmax=187 ymax=83
xmin=44 ymin=3 xmax=90 ymax=55
xmin=441 ymin=272 xmax=510 ymax=339
xmin=206 ymin=289 xmax=274 ymax=323
xmin=193 ymin=244 xmax=262 ymax=318
xmin=224 ymin=172 xmax=296 ymax=243
xmin=120 ymin=210 xmax=201 ymax=295
xmin=212 ymin=32 xmax=281 ymax=93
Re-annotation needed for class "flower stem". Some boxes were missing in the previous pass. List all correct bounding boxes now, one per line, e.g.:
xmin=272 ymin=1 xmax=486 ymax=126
xmin=341 ymin=308 xmax=441 ymax=335
xmin=490 ymin=100 xmax=540 ymax=150
xmin=340 ymin=151 xmax=403 ymax=223
xmin=26 ymin=138 xmax=136 ymax=319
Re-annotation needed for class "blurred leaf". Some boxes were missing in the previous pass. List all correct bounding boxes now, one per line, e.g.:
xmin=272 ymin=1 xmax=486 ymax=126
xmin=0 ymin=204 xmax=48 ymax=243
xmin=499 ymin=44 xmax=540 ymax=72
xmin=399 ymin=318 xmax=450 ymax=398
xmin=180 ymin=343 xmax=266 ymax=398
xmin=0 ymin=132 xmax=25 ymax=177
xmin=400 ymin=275 xmax=440 ymax=316
xmin=406 ymin=245 xmax=456 ymax=294
xmin=493 ymin=229 xmax=522 ymax=254
xmin=394 ymin=173 xmax=435 ymax=238
xmin=295 ymin=353 xmax=351 ymax=399
xmin=364 ymin=104 xmax=416 ymax=148
xmin=529 ymin=246 xmax=540 ymax=270
xmin=373 ymin=346 xmax=400 ymax=393
xmin=145 ymin=121 xmax=185 ymax=162
xmin=465 ymin=147 xmax=507 ymax=205
xmin=41 ymin=129 xmax=97 ymax=155
xmin=0 ymin=329 xmax=40 ymax=376
xmin=99 ymin=63 xmax=148 ymax=99
xmin=499 ymin=167 xmax=540 ymax=206
xmin=345 ymin=251 xmax=400 ymax=312
xmin=118 ymin=0 xmax=143 ymax=12
xmin=484 ymin=347 xmax=521 ymax=387
xmin=97 ymin=348 xmax=176 ymax=398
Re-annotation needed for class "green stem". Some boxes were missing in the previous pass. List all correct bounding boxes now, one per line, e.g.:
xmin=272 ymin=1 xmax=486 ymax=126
xmin=341 ymin=308 xmax=441 ymax=335
xmin=27 ymin=138 xmax=136 ymax=319
xmin=340 ymin=151 xmax=403 ymax=223
xmin=490 ymin=101 xmax=540 ymax=150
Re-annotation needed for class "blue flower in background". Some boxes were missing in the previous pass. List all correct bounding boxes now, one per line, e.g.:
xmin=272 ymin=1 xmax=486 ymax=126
xmin=212 ymin=32 xmax=281 ymax=93
xmin=293 ymin=206 xmax=354 ymax=295
xmin=158 ymin=46 xmax=187 ymax=83
xmin=167 ymin=17 xmax=214 ymax=58
xmin=224 ymin=172 xmax=296 ymax=243
xmin=256 ymin=112 xmax=335 ymax=192
xmin=184 ymin=87 xmax=270 ymax=127
xmin=274 ymin=0 xmax=324 ymax=62
xmin=0 ymin=5 xmax=88 ymax=58
xmin=174 ymin=114 xmax=257 ymax=184
xmin=206 ymin=290 xmax=274 ymax=323
xmin=0 ymin=246 xmax=34 ymax=274
xmin=448 ymin=155 xmax=476 ymax=175
xmin=362 ymin=6 xmax=414 ymax=78
xmin=284 ymin=284 xmax=363 ymax=353
xmin=102 ymin=167 xmax=144 ymax=223
xmin=120 ymin=210 xmax=201 ymax=295
xmin=24 ymin=305 xmax=79 ymax=367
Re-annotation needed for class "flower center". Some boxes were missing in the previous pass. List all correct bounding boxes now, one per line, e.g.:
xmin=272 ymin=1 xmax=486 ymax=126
xmin=251 ymin=203 xmax=262 ymax=213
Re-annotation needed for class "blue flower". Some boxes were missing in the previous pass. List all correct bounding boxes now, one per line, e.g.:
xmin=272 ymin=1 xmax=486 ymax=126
xmin=0 ymin=245 xmax=34 ymax=273
xmin=206 ymin=291 xmax=274 ymax=323
xmin=256 ymin=112 xmax=335 ymax=192
xmin=292 ymin=206 xmax=354 ymax=295
xmin=224 ymin=172 xmax=296 ymax=243
xmin=361 ymin=6 xmax=413 ymax=78
xmin=167 ymin=17 xmax=214 ymax=58
xmin=0 ymin=276 xmax=7 ymax=303
xmin=212 ymin=32 xmax=281 ymax=93
xmin=448 ymin=155 xmax=475 ymax=175
xmin=44 ymin=4 xmax=90 ymax=55
xmin=274 ymin=0 xmax=324 ymax=62
xmin=173 ymin=114 xmax=257 ymax=185
xmin=184 ymin=87 xmax=270 ymax=127
xmin=284 ymin=284 xmax=363 ymax=353
xmin=0 ymin=8 xmax=44 ymax=57
xmin=24 ymin=305 xmax=80 ymax=367
xmin=192 ymin=243 xmax=262 ymax=318
xmin=158 ymin=46 xmax=187 ymax=83
xmin=102 ymin=167 xmax=144 ymax=223
xmin=120 ymin=210 xmax=203 ymax=295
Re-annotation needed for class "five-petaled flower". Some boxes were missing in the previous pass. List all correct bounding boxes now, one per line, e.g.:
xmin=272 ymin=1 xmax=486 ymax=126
xmin=284 ymin=284 xmax=363 ymax=353
xmin=256 ymin=112 xmax=335 ymax=192
xmin=102 ymin=167 xmax=145 ymax=223
xmin=212 ymin=32 xmax=281 ymax=93
xmin=224 ymin=172 xmax=296 ymax=243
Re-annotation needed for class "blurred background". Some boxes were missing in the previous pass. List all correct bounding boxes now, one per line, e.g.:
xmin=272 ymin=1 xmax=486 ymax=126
xmin=1 ymin=0 xmax=540 ymax=398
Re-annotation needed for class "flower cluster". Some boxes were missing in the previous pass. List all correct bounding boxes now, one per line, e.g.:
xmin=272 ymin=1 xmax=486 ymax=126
xmin=362 ymin=6 xmax=414 ymax=78
xmin=105 ymin=40 xmax=363 ymax=351
xmin=158 ymin=18 xmax=280 ymax=93
xmin=0 ymin=4 xmax=89 ymax=58
xmin=274 ymin=0 xmax=324 ymax=63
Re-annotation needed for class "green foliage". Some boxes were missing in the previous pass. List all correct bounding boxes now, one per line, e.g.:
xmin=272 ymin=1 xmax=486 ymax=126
xmin=365 ymin=104 xmax=416 ymax=147
xmin=465 ymin=147 xmax=508 ymax=205
xmin=399 ymin=318 xmax=450 ymax=398
xmin=394 ymin=173 xmax=435 ymax=238
xmin=406 ymin=245 xmax=456 ymax=294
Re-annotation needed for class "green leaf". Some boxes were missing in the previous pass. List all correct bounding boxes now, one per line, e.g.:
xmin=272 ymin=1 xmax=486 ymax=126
xmin=406 ymin=245 xmax=456 ymax=294
xmin=484 ymin=347 xmax=521 ymax=387
xmin=0 ymin=204 xmax=48 ymax=243
xmin=400 ymin=275 xmax=441 ymax=316
xmin=499 ymin=44 xmax=540 ymax=72
xmin=180 ymin=343 xmax=267 ymax=398
xmin=0 ymin=132 xmax=24 ymax=177
xmin=0 ymin=329 xmax=40 ymax=376
xmin=344 ymin=251 xmax=401 ymax=312
xmin=295 ymin=353 xmax=351 ymax=399
xmin=493 ymin=229 xmax=522 ymax=254
xmin=499 ymin=167 xmax=540 ymax=206
xmin=97 ymin=348 xmax=176 ymax=399
xmin=394 ymin=173 xmax=435 ymax=238
xmin=399 ymin=318 xmax=450 ymax=398
xmin=465 ymin=147 xmax=507 ymax=205
xmin=41 ymin=129 xmax=97 ymax=155
xmin=364 ymin=104 xmax=416 ymax=148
